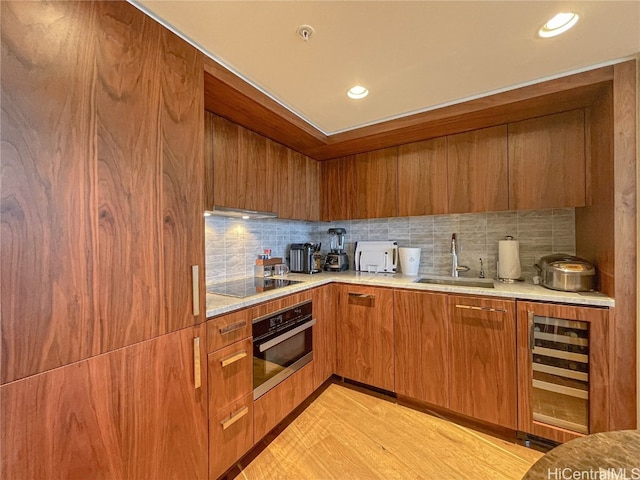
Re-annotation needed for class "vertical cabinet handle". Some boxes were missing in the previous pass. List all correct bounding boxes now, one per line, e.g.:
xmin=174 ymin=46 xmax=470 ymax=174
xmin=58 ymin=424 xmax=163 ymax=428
xmin=528 ymin=311 xmax=535 ymax=351
xmin=191 ymin=265 xmax=200 ymax=316
xmin=193 ymin=336 xmax=202 ymax=390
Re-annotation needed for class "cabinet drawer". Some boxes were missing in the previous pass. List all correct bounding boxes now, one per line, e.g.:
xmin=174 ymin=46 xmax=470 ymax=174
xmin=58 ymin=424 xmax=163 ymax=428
xmin=208 ymin=337 xmax=253 ymax=415
xmin=209 ymin=394 xmax=254 ymax=480
xmin=207 ymin=309 xmax=251 ymax=352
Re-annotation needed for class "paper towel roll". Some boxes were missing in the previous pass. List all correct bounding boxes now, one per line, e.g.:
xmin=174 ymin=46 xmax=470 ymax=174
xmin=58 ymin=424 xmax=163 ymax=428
xmin=498 ymin=237 xmax=521 ymax=280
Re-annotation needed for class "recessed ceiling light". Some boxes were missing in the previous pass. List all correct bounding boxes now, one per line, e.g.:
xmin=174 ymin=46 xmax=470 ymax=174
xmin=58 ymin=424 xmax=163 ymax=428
xmin=347 ymin=85 xmax=369 ymax=99
xmin=538 ymin=12 xmax=579 ymax=38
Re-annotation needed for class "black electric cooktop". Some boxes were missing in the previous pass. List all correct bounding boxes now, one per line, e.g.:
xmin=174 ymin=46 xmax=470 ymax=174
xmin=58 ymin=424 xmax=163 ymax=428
xmin=207 ymin=277 xmax=302 ymax=298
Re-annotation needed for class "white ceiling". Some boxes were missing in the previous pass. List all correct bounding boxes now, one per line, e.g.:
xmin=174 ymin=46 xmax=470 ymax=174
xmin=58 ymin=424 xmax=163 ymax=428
xmin=134 ymin=1 xmax=640 ymax=135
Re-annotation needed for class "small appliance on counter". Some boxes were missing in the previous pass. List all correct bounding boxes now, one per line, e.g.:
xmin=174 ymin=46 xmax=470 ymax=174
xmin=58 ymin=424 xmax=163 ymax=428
xmin=289 ymin=242 xmax=322 ymax=274
xmin=354 ymin=240 xmax=398 ymax=273
xmin=324 ymin=228 xmax=349 ymax=272
xmin=535 ymin=254 xmax=597 ymax=292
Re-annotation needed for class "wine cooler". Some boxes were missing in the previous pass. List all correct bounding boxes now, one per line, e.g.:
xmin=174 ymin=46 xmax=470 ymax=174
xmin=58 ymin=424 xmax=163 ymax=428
xmin=516 ymin=301 xmax=609 ymax=443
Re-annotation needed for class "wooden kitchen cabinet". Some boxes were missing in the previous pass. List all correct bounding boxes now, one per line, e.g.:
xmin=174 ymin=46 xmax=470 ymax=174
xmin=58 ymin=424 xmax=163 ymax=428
xmin=0 ymin=324 xmax=209 ymax=480
xmin=516 ymin=301 xmax=609 ymax=443
xmin=397 ymin=138 xmax=448 ymax=216
xmin=208 ymin=337 xmax=253 ymax=415
xmin=355 ymin=148 xmax=398 ymax=219
xmin=394 ymin=290 xmax=449 ymax=407
xmin=320 ymin=156 xmax=358 ymax=221
xmin=508 ymin=109 xmax=586 ymax=210
xmin=336 ymin=285 xmax=395 ymax=391
xmin=279 ymin=148 xmax=320 ymax=221
xmin=206 ymin=113 xmax=275 ymax=213
xmin=448 ymin=295 xmax=517 ymax=429
xmin=1 ymin=0 xmax=205 ymax=384
xmin=312 ymin=285 xmax=337 ymax=389
xmin=447 ymin=126 xmax=509 ymax=213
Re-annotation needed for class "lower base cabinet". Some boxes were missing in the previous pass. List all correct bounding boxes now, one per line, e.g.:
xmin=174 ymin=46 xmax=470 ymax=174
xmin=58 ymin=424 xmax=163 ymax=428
xmin=253 ymin=362 xmax=315 ymax=442
xmin=0 ymin=325 xmax=209 ymax=480
xmin=312 ymin=285 xmax=336 ymax=390
xmin=209 ymin=394 xmax=254 ymax=480
xmin=448 ymin=295 xmax=517 ymax=429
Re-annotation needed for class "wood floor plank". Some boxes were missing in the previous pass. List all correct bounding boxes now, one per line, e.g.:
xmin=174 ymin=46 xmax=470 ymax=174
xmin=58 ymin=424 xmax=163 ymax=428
xmin=234 ymin=384 xmax=542 ymax=479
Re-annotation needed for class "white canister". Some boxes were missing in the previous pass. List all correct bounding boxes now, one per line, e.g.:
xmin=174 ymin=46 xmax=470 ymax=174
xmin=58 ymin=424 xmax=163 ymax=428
xmin=399 ymin=247 xmax=421 ymax=276
xmin=498 ymin=236 xmax=521 ymax=280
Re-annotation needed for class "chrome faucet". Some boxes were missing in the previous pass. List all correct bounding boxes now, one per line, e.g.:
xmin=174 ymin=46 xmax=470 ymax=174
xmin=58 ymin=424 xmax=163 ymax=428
xmin=450 ymin=233 xmax=470 ymax=277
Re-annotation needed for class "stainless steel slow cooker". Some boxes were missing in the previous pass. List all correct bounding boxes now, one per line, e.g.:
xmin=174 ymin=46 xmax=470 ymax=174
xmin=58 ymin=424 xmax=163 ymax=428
xmin=535 ymin=254 xmax=597 ymax=292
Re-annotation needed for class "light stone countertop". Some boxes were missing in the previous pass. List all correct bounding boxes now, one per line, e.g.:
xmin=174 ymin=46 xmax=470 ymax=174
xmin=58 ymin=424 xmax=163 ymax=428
xmin=206 ymin=271 xmax=614 ymax=318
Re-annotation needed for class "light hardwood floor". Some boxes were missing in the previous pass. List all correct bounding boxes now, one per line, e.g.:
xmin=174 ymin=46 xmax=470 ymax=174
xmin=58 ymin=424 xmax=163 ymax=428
xmin=233 ymin=383 xmax=543 ymax=480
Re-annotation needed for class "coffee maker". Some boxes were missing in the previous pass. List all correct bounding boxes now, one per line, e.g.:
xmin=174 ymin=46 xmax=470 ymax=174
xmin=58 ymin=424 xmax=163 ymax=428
xmin=324 ymin=228 xmax=349 ymax=272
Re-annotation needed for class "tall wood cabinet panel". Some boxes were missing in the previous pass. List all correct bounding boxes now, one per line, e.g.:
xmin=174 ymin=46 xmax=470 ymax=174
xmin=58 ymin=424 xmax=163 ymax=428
xmin=336 ymin=285 xmax=394 ymax=391
xmin=0 ymin=324 xmax=209 ymax=480
xmin=355 ymin=148 xmax=398 ymax=219
xmin=312 ymin=285 xmax=336 ymax=389
xmin=397 ymin=138 xmax=448 ymax=216
xmin=280 ymin=149 xmax=320 ymax=221
xmin=1 ymin=0 xmax=205 ymax=383
xmin=448 ymin=295 xmax=517 ymax=429
xmin=394 ymin=290 xmax=449 ymax=407
xmin=320 ymin=156 xmax=358 ymax=221
xmin=447 ymin=126 xmax=508 ymax=213
xmin=508 ymin=109 xmax=586 ymax=210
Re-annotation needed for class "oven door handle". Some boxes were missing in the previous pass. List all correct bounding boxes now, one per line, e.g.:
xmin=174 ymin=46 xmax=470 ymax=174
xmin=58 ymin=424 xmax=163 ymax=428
xmin=257 ymin=319 xmax=316 ymax=353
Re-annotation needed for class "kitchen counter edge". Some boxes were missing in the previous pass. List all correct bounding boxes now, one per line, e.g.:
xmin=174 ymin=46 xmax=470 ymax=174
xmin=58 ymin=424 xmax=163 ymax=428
xmin=206 ymin=272 xmax=614 ymax=319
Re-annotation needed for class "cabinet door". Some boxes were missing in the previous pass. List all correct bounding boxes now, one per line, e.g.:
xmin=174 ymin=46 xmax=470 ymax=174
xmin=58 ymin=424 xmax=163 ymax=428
xmin=1 ymin=325 xmax=208 ymax=480
xmin=336 ymin=285 xmax=394 ymax=391
xmin=509 ymin=110 xmax=586 ymax=210
xmin=208 ymin=337 xmax=253 ymax=415
xmin=447 ymin=126 xmax=508 ymax=213
xmin=355 ymin=148 xmax=398 ymax=219
xmin=394 ymin=290 xmax=449 ymax=407
xmin=516 ymin=301 xmax=609 ymax=443
xmin=320 ymin=156 xmax=358 ymax=221
xmin=312 ymin=285 xmax=337 ymax=389
xmin=397 ymin=138 xmax=448 ymax=216
xmin=448 ymin=295 xmax=516 ymax=429
xmin=281 ymin=149 xmax=320 ymax=220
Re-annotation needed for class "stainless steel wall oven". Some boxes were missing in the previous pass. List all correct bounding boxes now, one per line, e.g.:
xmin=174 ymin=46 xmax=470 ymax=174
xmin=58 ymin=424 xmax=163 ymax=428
xmin=252 ymin=300 xmax=314 ymax=399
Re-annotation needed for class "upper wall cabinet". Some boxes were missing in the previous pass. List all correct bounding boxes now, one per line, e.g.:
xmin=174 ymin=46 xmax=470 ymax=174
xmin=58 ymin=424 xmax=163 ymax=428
xmin=279 ymin=148 xmax=320 ymax=221
xmin=355 ymin=148 xmax=398 ymax=219
xmin=320 ymin=156 xmax=358 ymax=221
xmin=508 ymin=109 xmax=586 ymax=210
xmin=205 ymin=113 xmax=275 ymax=213
xmin=397 ymin=138 xmax=448 ymax=216
xmin=447 ymin=125 xmax=509 ymax=214
xmin=1 ymin=1 xmax=205 ymax=383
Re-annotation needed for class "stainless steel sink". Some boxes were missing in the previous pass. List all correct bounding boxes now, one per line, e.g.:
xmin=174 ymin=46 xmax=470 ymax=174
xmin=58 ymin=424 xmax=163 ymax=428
xmin=415 ymin=277 xmax=495 ymax=289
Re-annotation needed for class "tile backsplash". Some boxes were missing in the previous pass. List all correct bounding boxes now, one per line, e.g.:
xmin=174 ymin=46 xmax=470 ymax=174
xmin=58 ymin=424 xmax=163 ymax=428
xmin=205 ymin=208 xmax=575 ymax=284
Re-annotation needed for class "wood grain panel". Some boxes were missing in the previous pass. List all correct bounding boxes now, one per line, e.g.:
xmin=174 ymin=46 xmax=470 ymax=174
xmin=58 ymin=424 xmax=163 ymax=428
xmin=610 ymin=60 xmax=637 ymax=429
xmin=306 ymin=156 xmax=320 ymax=221
xmin=94 ymin=1 xmax=163 ymax=352
xmin=249 ymin=290 xmax=313 ymax=321
xmin=320 ymin=156 xmax=358 ymax=221
xmin=394 ymin=290 xmax=449 ymax=407
xmin=448 ymin=295 xmax=516 ymax=429
xmin=516 ymin=301 xmax=609 ymax=442
xmin=447 ymin=125 xmax=508 ymax=213
xmin=397 ymin=138 xmax=448 ymax=216
xmin=210 ymin=113 xmax=241 ymax=208
xmin=0 ymin=1 xmax=98 ymax=383
xmin=208 ymin=337 xmax=253 ymax=416
xmin=509 ymin=109 xmax=586 ymax=210
xmin=238 ymin=127 xmax=270 ymax=212
xmin=267 ymin=139 xmax=288 ymax=216
xmin=159 ymin=27 xmax=205 ymax=333
xmin=312 ymin=285 xmax=336 ymax=389
xmin=355 ymin=148 xmax=398 ymax=219
xmin=253 ymin=362 xmax=315 ymax=442
xmin=575 ymin=89 xmax=615 ymax=297
xmin=1 ymin=325 xmax=209 ymax=480
xmin=336 ymin=285 xmax=394 ymax=391
xmin=207 ymin=308 xmax=251 ymax=353
xmin=209 ymin=394 xmax=254 ymax=480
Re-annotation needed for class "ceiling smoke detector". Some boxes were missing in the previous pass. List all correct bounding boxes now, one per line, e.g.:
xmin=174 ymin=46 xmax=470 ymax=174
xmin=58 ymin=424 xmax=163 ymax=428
xmin=296 ymin=25 xmax=315 ymax=41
